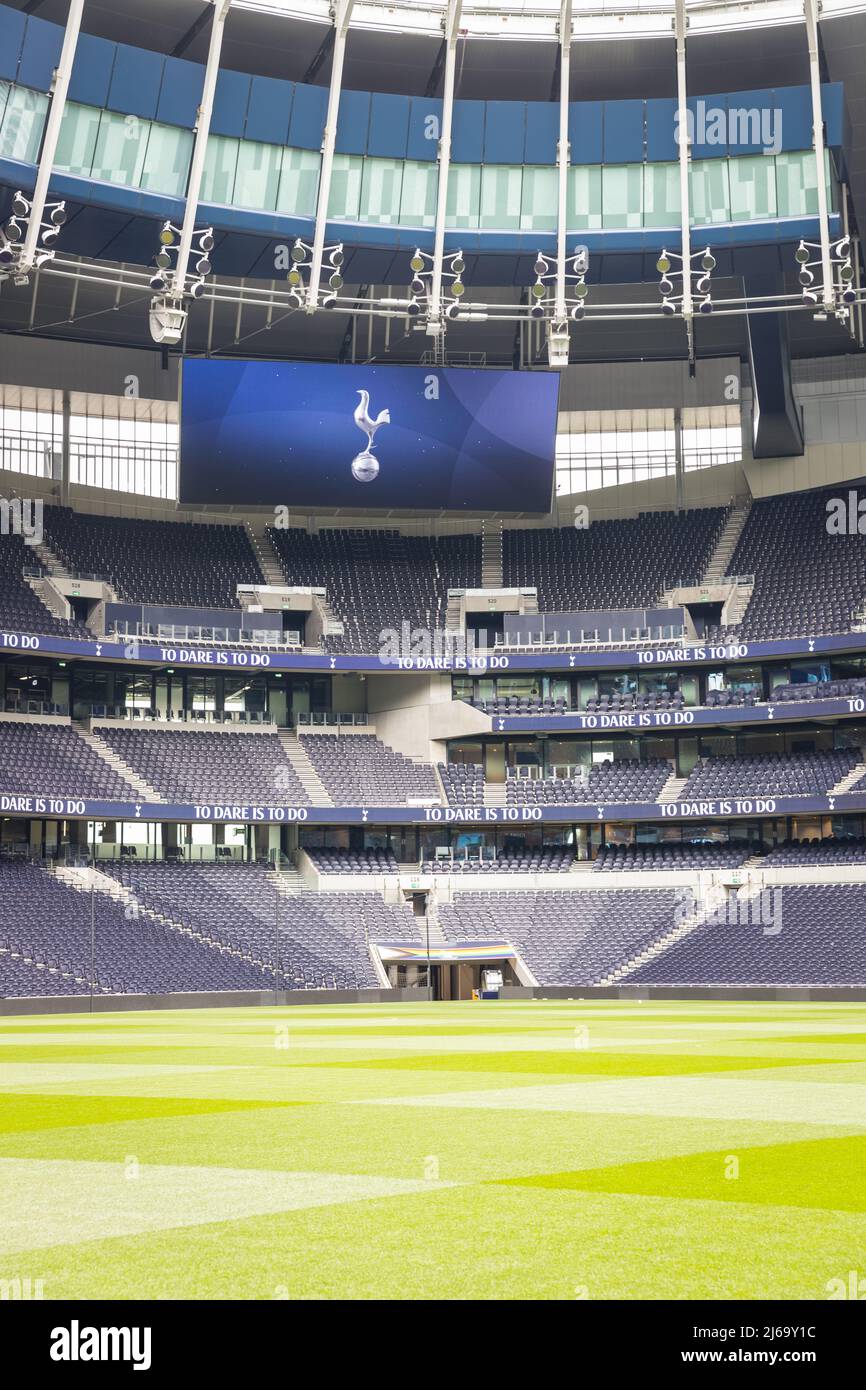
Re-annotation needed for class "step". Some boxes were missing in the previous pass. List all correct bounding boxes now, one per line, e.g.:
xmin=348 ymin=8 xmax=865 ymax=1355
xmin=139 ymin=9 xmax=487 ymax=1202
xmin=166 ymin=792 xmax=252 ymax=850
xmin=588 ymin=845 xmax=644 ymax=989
xmin=271 ymin=866 xmax=304 ymax=895
xmin=32 ymin=538 xmax=73 ymax=581
xmin=25 ymin=573 xmax=72 ymax=623
xmin=244 ymin=520 xmax=284 ymax=586
xmin=277 ymin=729 xmax=334 ymax=806
xmin=75 ymin=724 xmax=166 ymax=803
xmin=481 ymin=519 xmax=503 ymax=589
xmin=829 ymin=754 xmax=866 ymax=797
xmin=483 ymin=782 xmax=508 ymax=807
xmin=598 ymin=909 xmax=704 ymax=985
xmin=658 ymin=765 xmax=688 ymax=803
xmin=700 ymin=498 xmax=752 ymax=587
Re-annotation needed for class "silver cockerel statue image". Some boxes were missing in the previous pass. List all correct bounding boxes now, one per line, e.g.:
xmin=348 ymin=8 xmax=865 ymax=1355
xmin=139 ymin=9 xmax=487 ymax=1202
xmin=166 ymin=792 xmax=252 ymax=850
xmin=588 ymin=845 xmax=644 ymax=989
xmin=352 ymin=389 xmax=391 ymax=482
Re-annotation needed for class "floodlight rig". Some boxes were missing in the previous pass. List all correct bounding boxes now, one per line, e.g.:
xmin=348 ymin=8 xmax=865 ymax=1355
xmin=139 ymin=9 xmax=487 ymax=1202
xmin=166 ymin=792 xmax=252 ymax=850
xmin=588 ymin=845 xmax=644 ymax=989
xmin=406 ymin=246 xmax=466 ymax=336
xmin=286 ymin=238 xmax=345 ymax=309
xmin=0 ymin=191 xmax=67 ymax=284
xmin=148 ymin=221 xmax=215 ymax=345
xmin=527 ymin=247 xmax=589 ymax=367
xmin=794 ymin=235 xmax=855 ymax=322
xmin=656 ymin=245 xmax=716 ymax=318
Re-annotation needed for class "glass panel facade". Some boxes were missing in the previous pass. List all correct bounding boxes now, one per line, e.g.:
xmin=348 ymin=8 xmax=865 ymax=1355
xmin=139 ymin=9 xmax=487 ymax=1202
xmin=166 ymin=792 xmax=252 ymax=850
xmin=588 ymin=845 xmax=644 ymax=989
xmin=0 ymin=82 xmax=840 ymax=235
xmin=201 ymin=135 xmax=240 ymax=204
xmin=399 ymin=159 xmax=437 ymax=227
xmin=139 ymin=122 xmax=193 ymax=197
xmin=328 ymin=153 xmax=363 ymax=220
xmin=479 ymin=165 xmax=523 ymax=230
xmin=360 ymin=157 xmax=404 ymax=224
xmin=0 ymin=84 xmax=48 ymax=163
xmin=276 ymin=147 xmax=320 ymax=217
xmin=601 ymin=165 xmax=643 ymax=229
xmin=90 ymin=108 xmax=149 ymax=187
xmin=567 ymin=165 xmax=603 ymax=230
xmin=643 ymin=162 xmax=680 ymax=229
xmin=55 ymin=101 xmax=102 ymax=176
xmin=447 ymin=163 xmax=482 ymax=229
xmin=233 ymin=138 xmax=283 ymax=211
xmin=690 ymin=159 xmax=730 ymax=224
xmin=520 ymin=165 xmax=557 ymax=231
xmin=728 ymin=154 xmax=777 ymax=221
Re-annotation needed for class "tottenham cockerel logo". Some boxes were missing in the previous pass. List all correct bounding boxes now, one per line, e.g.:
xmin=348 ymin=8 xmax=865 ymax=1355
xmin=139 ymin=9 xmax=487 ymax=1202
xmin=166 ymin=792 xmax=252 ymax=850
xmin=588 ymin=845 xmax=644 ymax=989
xmin=352 ymin=389 xmax=390 ymax=483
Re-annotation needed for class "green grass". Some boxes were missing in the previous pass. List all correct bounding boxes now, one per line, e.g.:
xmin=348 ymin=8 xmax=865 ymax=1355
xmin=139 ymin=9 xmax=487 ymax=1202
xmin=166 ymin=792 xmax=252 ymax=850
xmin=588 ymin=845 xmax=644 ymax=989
xmin=1 ymin=999 xmax=864 ymax=1300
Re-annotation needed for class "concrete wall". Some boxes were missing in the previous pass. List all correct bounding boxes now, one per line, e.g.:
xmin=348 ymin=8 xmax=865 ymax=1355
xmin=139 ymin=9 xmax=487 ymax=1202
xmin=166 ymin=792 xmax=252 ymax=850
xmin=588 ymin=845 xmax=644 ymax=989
xmin=4 ymin=983 xmax=863 ymax=1014
xmin=500 ymin=985 xmax=866 ymax=1001
xmin=366 ymin=672 xmax=453 ymax=761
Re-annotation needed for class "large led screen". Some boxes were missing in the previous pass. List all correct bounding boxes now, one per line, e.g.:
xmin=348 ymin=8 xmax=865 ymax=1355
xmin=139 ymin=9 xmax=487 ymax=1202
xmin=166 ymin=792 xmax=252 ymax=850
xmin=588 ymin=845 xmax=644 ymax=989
xmin=180 ymin=359 xmax=559 ymax=511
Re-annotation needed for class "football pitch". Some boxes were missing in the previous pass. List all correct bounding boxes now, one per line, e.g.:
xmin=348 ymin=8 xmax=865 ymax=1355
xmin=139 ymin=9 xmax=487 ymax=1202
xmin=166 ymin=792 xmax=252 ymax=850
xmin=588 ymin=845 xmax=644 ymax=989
xmin=1 ymin=999 xmax=864 ymax=1301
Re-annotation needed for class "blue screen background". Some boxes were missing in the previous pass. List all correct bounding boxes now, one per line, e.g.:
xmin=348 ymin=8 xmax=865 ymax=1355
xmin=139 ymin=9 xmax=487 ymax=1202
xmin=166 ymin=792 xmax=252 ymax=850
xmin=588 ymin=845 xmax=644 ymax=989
xmin=180 ymin=359 xmax=559 ymax=511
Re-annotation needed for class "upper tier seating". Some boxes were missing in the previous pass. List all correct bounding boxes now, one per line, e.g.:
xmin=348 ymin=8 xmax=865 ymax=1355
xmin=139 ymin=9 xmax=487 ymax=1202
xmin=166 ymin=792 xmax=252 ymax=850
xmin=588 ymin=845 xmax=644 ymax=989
xmin=267 ymin=527 xmax=480 ymax=653
xmin=0 ymin=532 xmax=90 ymax=638
xmin=629 ymin=883 xmax=866 ymax=985
xmin=299 ymin=734 xmax=439 ymax=805
xmin=41 ymin=506 xmax=263 ymax=608
xmin=97 ymin=727 xmax=306 ymax=804
xmin=680 ymin=748 xmax=859 ymax=799
xmin=772 ymin=677 xmax=866 ymax=703
xmin=702 ymin=688 xmax=757 ymax=709
xmin=594 ymin=841 xmax=754 ymax=871
xmin=439 ymin=762 xmax=485 ymax=805
xmin=439 ymin=888 xmax=679 ymax=984
xmin=506 ymin=759 xmax=671 ymax=805
xmin=422 ymin=847 xmax=574 ymax=873
xmin=763 ymin=836 xmax=866 ymax=865
xmin=305 ymin=846 xmax=399 ymax=874
xmin=502 ymin=508 xmax=725 ymax=615
xmin=475 ymin=696 xmax=570 ymax=716
xmin=710 ymin=486 xmax=866 ymax=640
xmin=585 ymin=690 xmax=686 ymax=714
xmin=0 ymin=720 xmax=136 ymax=799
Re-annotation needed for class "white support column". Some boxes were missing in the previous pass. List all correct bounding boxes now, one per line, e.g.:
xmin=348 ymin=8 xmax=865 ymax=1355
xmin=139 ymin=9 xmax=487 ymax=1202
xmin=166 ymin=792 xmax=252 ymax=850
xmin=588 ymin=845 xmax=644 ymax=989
xmin=170 ymin=0 xmax=232 ymax=297
xmin=429 ymin=0 xmax=463 ymax=330
xmin=20 ymin=0 xmax=85 ymax=274
xmin=554 ymin=0 xmax=573 ymax=323
xmin=307 ymin=0 xmax=355 ymax=310
xmin=804 ymin=0 xmax=834 ymax=310
xmin=674 ymin=0 xmax=692 ymax=320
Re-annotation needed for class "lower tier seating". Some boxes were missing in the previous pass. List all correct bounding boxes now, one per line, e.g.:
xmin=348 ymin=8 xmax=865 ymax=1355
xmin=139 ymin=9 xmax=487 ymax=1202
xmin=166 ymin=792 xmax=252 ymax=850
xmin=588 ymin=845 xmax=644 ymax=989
xmin=439 ymin=888 xmax=679 ymax=984
xmin=629 ymin=883 xmax=866 ymax=985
